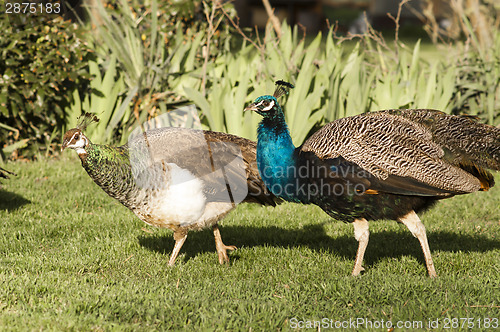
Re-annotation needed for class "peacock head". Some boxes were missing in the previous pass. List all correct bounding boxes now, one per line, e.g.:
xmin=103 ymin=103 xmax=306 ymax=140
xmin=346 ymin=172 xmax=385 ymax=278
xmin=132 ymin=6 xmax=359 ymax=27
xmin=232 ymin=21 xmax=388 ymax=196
xmin=61 ymin=113 xmax=99 ymax=154
xmin=244 ymin=95 xmax=281 ymax=117
xmin=244 ymin=80 xmax=294 ymax=118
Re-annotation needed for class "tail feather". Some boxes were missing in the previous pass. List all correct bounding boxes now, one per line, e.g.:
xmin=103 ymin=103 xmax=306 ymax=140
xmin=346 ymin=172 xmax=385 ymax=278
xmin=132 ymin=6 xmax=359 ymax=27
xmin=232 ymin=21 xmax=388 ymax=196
xmin=458 ymin=162 xmax=495 ymax=190
xmin=445 ymin=116 xmax=500 ymax=171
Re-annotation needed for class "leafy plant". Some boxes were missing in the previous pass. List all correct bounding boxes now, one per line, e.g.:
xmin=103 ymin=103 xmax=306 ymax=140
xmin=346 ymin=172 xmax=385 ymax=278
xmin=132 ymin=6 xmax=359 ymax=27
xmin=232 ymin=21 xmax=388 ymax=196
xmin=5 ymin=0 xmax=498 ymax=160
xmin=418 ymin=0 xmax=500 ymax=125
xmin=0 ymin=11 xmax=93 ymax=158
xmin=184 ymin=23 xmax=372 ymax=144
xmin=451 ymin=29 xmax=500 ymax=126
xmin=64 ymin=55 xmax=128 ymax=144
xmin=184 ymin=41 xmax=259 ymax=139
xmin=369 ymin=40 xmax=456 ymax=112
xmin=64 ymin=0 xmax=236 ymax=145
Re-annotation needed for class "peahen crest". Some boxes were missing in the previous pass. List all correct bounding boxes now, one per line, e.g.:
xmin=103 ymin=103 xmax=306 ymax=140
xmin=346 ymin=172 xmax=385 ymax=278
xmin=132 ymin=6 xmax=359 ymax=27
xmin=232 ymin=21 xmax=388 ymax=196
xmin=76 ymin=112 xmax=100 ymax=131
xmin=273 ymin=80 xmax=294 ymax=99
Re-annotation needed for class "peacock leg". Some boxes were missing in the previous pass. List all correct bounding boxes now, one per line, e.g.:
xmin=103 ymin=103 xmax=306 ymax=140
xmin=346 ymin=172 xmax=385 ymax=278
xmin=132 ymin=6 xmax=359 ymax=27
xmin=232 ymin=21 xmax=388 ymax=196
xmin=168 ymin=229 xmax=188 ymax=266
xmin=352 ymin=218 xmax=369 ymax=276
xmin=213 ymin=224 xmax=236 ymax=264
xmin=398 ymin=210 xmax=437 ymax=278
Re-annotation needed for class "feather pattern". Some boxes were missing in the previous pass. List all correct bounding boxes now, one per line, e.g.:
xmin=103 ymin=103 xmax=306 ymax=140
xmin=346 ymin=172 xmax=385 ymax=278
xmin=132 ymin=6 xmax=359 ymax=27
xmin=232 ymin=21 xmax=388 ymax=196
xmin=301 ymin=109 xmax=499 ymax=194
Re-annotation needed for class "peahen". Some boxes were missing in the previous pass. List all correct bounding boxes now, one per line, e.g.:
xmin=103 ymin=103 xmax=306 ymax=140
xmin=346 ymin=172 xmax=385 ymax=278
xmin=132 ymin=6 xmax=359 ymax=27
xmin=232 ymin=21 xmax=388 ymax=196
xmin=62 ymin=113 xmax=278 ymax=265
xmin=245 ymin=81 xmax=500 ymax=277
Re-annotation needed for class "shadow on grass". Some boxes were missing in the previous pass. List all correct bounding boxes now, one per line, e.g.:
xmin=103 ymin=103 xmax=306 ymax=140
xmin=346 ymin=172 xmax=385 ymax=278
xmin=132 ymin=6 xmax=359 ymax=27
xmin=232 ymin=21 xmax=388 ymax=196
xmin=138 ymin=223 xmax=500 ymax=268
xmin=0 ymin=189 xmax=30 ymax=211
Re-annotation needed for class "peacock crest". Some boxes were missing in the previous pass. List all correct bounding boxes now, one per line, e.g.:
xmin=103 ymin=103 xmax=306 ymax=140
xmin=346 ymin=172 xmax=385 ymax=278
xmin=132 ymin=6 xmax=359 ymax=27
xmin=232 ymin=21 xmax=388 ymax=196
xmin=273 ymin=80 xmax=294 ymax=99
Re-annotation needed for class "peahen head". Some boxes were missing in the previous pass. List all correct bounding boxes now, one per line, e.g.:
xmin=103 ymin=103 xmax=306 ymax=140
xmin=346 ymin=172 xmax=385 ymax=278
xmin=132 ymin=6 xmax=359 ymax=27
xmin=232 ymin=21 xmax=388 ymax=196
xmin=244 ymin=80 xmax=294 ymax=120
xmin=61 ymin=113 xmax=99 ymax=154
xmin=61 ymin=128 xmax=89 ymax=154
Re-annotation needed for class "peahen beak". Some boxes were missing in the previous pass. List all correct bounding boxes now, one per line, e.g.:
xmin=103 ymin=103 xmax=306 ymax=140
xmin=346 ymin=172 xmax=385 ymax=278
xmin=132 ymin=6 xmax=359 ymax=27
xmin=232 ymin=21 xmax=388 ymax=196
xmin=61 ymin=138 xmax=70 ymax=152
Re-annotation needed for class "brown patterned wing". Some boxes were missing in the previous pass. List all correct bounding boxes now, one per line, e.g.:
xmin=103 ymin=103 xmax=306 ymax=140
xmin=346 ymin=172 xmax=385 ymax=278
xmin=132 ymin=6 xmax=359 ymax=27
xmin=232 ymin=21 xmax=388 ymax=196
xmin=301 ymin=111 xmax=484 ymax=195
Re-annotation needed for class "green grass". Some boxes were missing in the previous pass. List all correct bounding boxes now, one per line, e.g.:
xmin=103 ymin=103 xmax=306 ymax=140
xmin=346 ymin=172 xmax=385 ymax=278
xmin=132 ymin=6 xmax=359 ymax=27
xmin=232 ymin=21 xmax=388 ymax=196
xmin=1 ymin=156 xmax=499 ymax=330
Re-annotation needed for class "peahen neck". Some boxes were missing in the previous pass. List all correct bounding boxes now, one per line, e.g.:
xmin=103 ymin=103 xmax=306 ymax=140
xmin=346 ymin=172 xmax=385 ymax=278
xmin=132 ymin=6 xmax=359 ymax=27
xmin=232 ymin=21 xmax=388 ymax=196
xmin=256 ymin=111 xmax=302 ymax=202
xmin=79 ymin=142 xmax=134 ymax=201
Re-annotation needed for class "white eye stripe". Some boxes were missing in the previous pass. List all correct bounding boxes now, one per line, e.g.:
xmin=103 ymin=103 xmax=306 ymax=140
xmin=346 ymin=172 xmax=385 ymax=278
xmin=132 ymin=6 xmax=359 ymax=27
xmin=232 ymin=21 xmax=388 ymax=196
xmin=71 ymin=132 xmax=81 ymax=142
xmin=71 ymin=132 xmax=87 ymax=146
xmin=262 ymin=100 xmax=274 ymax=111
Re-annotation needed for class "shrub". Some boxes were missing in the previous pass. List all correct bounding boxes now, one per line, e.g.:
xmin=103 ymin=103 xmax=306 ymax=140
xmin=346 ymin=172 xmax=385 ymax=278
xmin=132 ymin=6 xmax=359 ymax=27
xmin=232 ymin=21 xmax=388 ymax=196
xmin=66 ymin=0 xmax=236 ymax=145
xmin=0 ymin=11 xmax=93 ymax=159
xmin=451 ymin=31 xmax=500 ymax=127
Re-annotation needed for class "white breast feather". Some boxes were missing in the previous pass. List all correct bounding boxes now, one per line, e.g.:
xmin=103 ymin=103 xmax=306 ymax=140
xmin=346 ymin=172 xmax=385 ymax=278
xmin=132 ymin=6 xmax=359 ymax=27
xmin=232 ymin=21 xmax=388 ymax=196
xmin=153 ymin=163 xmax=206 ymax=227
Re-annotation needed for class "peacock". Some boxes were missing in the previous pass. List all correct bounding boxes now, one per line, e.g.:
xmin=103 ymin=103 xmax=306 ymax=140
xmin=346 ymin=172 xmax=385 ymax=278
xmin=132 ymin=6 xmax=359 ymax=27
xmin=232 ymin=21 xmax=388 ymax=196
xmin=62 ymin=113 xmax=279 ymax=265
xmin=245 ymin=81 xmax=500 ymax=277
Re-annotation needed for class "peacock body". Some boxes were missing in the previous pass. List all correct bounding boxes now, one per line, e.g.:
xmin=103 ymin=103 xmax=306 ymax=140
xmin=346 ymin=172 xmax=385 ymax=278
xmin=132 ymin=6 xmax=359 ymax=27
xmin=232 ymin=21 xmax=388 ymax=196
xmin=246 ymin=82 xmax=500 ymax=277
xmin=62 ymin=114 xmax=278 ymax=265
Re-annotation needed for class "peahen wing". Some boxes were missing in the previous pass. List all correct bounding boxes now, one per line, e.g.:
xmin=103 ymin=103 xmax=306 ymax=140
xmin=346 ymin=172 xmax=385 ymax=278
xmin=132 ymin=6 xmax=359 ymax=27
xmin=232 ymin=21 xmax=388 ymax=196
xmin=126 ymin=127 xmax=277 ymax=205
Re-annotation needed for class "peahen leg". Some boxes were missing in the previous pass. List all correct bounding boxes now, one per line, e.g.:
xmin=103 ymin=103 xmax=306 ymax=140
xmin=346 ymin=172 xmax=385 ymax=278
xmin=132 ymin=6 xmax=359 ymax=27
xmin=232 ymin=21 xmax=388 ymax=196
xmin=213 ymin=224 xmax=236 ymax=264
xmin=398 ymin=210 xmax=437 ymax=278
xmin=352 ymin=218 xmax=369 ymax=276
xmin=168 ymin=229 xmax=188 ymax=266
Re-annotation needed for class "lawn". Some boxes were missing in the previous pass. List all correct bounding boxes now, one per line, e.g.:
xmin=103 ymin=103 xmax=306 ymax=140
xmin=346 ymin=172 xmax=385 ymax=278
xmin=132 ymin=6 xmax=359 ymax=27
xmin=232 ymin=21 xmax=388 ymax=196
xmin=0 ymin=155 xmax=499 ymax=330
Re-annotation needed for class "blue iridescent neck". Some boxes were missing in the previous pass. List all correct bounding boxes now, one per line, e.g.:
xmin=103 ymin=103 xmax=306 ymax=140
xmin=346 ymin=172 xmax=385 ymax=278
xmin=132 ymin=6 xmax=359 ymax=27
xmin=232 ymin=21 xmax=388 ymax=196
xmin=256 ymin=106 xmax=301 ymax=202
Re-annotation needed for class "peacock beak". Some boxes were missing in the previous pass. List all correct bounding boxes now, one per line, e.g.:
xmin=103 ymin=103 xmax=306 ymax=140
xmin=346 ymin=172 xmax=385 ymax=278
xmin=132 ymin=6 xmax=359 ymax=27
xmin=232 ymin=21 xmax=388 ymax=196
xmin=244 ymin=103 xmax=259 ymax=112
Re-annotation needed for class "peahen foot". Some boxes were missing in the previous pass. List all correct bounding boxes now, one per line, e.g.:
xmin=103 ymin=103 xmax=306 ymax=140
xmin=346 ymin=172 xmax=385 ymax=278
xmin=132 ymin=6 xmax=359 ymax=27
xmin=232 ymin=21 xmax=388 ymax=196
xmin=168 ymin=229 xmax=188 ymax=266
xmin=213 ymin=224 xmax=236 ymax=264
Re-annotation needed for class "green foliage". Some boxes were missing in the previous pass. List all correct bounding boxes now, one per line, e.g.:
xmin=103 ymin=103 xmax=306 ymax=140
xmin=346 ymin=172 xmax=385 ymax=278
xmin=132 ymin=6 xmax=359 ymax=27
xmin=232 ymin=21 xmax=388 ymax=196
xmin=182 ymin=23 xmax=459 ymax=145
xmin=368 ymin=40 xmax=456 ymax=113
xmin=64 ymin=0 xmax=235 ymax=145
xmin=266 ymin=26 xmax=330 ymax=145
xmin=0 ymin=10 xmax=93 ymax=158
xmin=183 ymin=42 xmax=258 ymax=139
xmin=324 ymin=43 xmax=375 ymax=121
xmin=64 ymin=55 xmax=128 ymax=144
xmin=451 ymin=31 xmax=500 ymax=126
xmin=1 ymin=158 xmax=499 ymax=329
xmin=183 ymin=24 xmax=373 ymax=145
xmin=3 ymin=0 xmax=499 ymax=159
xmin=420 ymin=0 xmax=500 ymax=126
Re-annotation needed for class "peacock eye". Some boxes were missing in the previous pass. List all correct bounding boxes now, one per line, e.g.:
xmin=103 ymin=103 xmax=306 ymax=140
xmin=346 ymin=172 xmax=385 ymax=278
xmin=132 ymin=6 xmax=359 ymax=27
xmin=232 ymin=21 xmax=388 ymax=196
xmin=263 ymin=101 xmax=269 ymax=107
